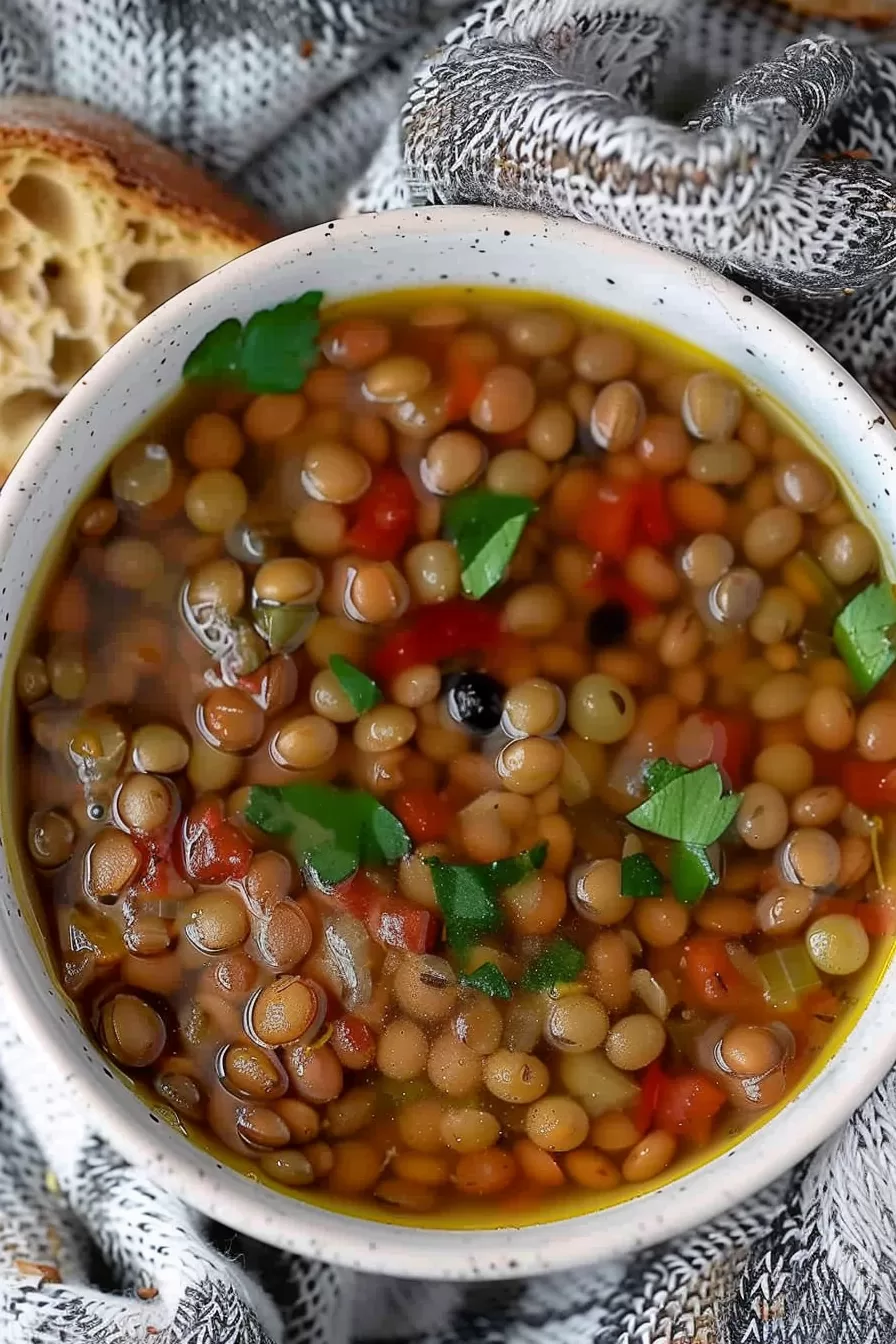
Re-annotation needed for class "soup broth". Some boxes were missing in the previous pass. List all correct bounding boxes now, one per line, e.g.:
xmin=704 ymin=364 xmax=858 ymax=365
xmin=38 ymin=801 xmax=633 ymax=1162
xmin=13 ymin=286 xmax=896 ymax=1224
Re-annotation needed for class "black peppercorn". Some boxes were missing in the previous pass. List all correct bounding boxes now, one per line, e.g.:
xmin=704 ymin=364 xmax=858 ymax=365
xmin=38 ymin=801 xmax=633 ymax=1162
xmin=586 ymin=600 xmax=630 ymax=649
xmin=444 ymin=672 xmax=505 ymax=734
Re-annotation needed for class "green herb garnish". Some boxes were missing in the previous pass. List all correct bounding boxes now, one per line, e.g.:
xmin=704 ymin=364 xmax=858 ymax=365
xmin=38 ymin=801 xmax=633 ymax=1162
xmin=643 ymin=758 xmax=690 ymax=793
xmin=246 ymin=783 xmax=410 ymax=887
xmin=442 ymin=490 xmax=538 ymax=599
xmin=668 ymin=842 xmax=717 ymax=906
xmin=425 ymin=860 xmax=502 ymax=950
xmin=627 ymin=761 xmax=741 ymax=845
xmin=620 ymin=852 xmax=664 ymax=898
xmin=458 ymin=962 xmax=513 ymax=1000
xmin=184 ymin=291 xmax=323 ymax=393
xmin=489 ymin=840 xmax=548 ymax=889
xmin=833 ymin=580 xmax=896 ymax=695
xmin=425 ymin=844 xmax=547 ymax=950
xmin=328 ymin=654 xmax=382 ymax=714
xmin=627 ymin=759 xmax=741 ymax=907
xmin=521 ymin=938 xmax=586 ymax=993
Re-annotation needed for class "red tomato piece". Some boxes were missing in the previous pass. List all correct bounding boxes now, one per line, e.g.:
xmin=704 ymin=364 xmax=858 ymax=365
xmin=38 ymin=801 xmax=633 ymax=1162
xmin=636 ymin=479 xmax=677 ymax=548
xmin=842 ymin=759 xmax=896 ymax=812
xmin=130 ymin=826 xmax=168 ymax=896
xmin=392 ymin=788 xmax=452 ymax=843
xmin=694 ymin=711 xmax=753 ymax=790
xmin=633 ymin=1058 xmax=666 ymax=1134
xmin=346 ymin=469 xmax=416 ymax=561
xmin=235 ymin=654 xmax=299 ymax=712
xmin=371 ymin=597 xmax=501 ymax=680
xmin=367 ymin=895 xmax=438 ymax=953
xmin=331 ymin=1014 xmax=377 ymax=1068
xmin=177 ymin=798 xmax=252 ymax=885
xmin=682 ymin=935 xmax=762 ymax=1014
xmin=331 ymin=871 xmax=381 ymax=921
xmin=654 ymin=1071 xmax=727 ymax=1144
xmin=575 ymin=480 xmax=640 ymax=562
xmin=370 ymin=628 xmax=425 ymax=682
xmin=330 ymin=873 xmax=441 ymax=956
xmin=815 ymin=896 xmax=896 ymax=938
xmin=445 ymin=355 xmax=485 ymax=421
xmin=858 ymin=905 xmax=896 ymax=937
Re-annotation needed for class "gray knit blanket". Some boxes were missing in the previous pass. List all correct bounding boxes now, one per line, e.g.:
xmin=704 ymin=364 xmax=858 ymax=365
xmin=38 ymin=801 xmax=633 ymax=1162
xmin=1 ymin=2 xmax=895 ymax=1342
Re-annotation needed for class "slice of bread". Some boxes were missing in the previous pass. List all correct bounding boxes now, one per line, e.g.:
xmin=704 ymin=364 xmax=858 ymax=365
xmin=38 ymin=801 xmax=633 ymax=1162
xmin=0 ymin=96 xmax=274 ymax=480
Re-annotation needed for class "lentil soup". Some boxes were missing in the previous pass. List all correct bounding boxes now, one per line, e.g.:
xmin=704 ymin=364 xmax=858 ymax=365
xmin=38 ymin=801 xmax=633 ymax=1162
xmin=11 ymin=286 xmax=896 ymax=1227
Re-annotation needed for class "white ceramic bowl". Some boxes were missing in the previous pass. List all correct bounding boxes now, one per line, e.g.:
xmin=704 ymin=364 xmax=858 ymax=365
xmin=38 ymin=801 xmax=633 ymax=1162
xmin=2 ymin=207 xmax=896 ymax=1281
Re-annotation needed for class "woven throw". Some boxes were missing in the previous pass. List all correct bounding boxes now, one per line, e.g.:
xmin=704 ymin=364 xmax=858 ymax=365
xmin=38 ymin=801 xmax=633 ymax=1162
xmin=1 ymin=3 xmax=895 ymax=1342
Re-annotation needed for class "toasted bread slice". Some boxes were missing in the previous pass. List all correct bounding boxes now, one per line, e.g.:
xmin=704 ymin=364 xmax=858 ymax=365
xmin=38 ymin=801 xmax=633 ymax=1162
xmin=0 ymin=96 xmax=273 ymax=479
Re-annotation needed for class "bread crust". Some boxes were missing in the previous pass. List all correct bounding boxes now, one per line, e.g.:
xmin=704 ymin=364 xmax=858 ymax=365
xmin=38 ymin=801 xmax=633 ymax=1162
xmin=0 ymin=95 xmax=273 ymax=247
xmin=0 ymin=96 xmax=274 ymax=477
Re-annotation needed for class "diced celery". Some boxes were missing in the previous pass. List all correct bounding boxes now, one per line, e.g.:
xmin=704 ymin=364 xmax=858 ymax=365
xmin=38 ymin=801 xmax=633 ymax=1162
xmin=783 ymin=551 xmax=843 ymax=623
xmin=757 ymin=944 xmax=821 ymax=1009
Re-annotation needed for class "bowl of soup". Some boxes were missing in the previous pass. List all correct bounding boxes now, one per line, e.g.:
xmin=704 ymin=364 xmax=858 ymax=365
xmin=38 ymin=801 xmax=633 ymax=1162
xmin=2 ymin=207 xmax=896 ymax=1279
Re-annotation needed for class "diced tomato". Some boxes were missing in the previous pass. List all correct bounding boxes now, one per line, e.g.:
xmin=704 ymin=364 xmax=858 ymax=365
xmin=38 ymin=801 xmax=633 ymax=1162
xmin=842 ymin=759 xmax=896 ymax=812
xmin=634 ymin=1059 xmax=666 ymax=1134
xmin=576 ymin=478 xmax=675 ymax=566
xmin=682 ymin=935 xmax=763 ymax=1014
xmin=176 ymin=798 xmax=252 ymax=885
xmin=392 ymin=788 xmax=453 ymax=843
xmin=331 ymin=871 xmax=381 ymax=921
xmin=370 ymin=629 xmax=423 ymax=682
xmin=694 ymin=711 xmax=753 ymax=790
xmin=859 ymin=906 xmax=896 ymax=937
xmin=346 ymin=468 xmax=417 ymax=561
xmin=332 ymin=873 xmax=439 ymax=952
xmin=637 ymin=479 xmax=677 ymax=548
xmin=331 ymin=1014 xmax=377 ymax=1068
xmin=815 ymin=896 xmax=896 ymax=937
xmin=371 ymin=597 xmax=501 ymax=680
xmin=235 ymin=654 xmax=299 ymax=712
xmin=445 ymin=356 xmax=485 ymax=421
xmin=131 ymin=820 xmax=194 ymax=898
xmin=367 ymin=896 xmax=438 ymax=953
xmin=654 ymin=1071 xmax=727 ymax=1144
xmin=575 ymin=479 xmax=640 ymax=562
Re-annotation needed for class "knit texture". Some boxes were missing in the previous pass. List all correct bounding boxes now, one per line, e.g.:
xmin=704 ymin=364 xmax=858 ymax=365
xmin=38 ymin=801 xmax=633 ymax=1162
xmin=1 ymin=3 xmax=895 ymax=1342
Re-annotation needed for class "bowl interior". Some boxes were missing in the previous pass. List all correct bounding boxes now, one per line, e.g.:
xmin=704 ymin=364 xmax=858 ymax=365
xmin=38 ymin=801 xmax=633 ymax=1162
xmin=1 ymin=207 xmax=896 ymax=1278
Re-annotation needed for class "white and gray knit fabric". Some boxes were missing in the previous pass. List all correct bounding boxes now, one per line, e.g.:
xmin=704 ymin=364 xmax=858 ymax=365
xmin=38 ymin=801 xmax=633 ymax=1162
xmin=1 ymin=2 xmax=895 ymax=1342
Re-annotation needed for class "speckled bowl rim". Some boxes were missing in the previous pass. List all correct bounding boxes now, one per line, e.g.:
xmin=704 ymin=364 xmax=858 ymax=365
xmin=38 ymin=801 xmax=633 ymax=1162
xmin=1 ymin=207 xmax=896 ymax=1281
